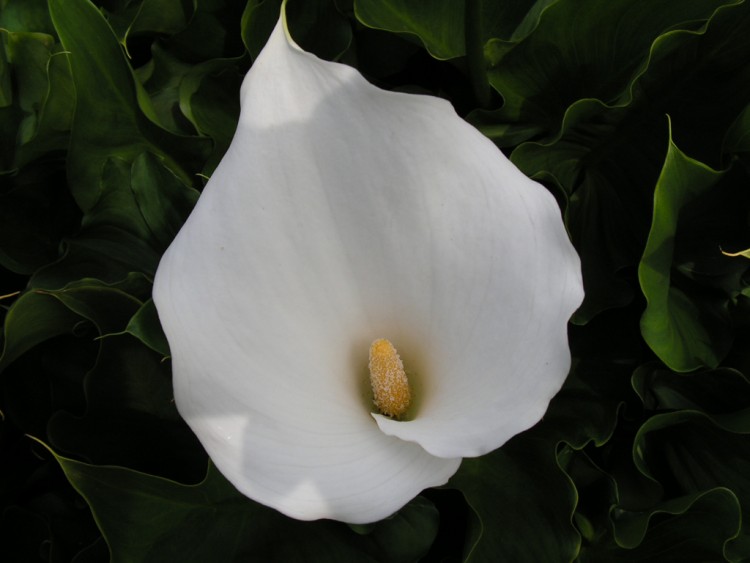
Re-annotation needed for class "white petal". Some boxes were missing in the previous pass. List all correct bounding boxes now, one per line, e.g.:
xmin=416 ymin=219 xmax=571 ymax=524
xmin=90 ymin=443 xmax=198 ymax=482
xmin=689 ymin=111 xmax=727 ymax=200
xmin=164 ymin=320 xmax=460 ymax=523
xmin=372 ymin=172 xmax=583 ymax=457
xmin=154 ymin=19 xmax=462 ymax=524
xmin=154 ymin=11 xmax=581 ymax=523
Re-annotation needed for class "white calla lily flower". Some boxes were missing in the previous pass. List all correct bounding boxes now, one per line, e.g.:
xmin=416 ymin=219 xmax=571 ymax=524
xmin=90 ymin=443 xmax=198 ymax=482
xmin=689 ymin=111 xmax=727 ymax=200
xmin=153 ymin=13 xmax=583 ymax=524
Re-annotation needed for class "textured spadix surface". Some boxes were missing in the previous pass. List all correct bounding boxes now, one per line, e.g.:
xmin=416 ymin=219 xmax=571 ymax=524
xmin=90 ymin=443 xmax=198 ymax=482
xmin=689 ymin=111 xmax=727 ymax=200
xmin=153 ymin=16 xmax=583 ymax=523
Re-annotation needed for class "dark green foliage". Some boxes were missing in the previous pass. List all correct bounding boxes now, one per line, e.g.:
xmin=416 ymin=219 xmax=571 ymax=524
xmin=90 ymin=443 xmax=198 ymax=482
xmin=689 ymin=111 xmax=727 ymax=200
xmin=2 ymin=0 xmax=750 ymax=560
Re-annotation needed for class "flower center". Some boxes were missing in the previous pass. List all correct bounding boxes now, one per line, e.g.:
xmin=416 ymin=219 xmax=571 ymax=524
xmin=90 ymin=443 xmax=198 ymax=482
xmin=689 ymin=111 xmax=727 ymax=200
xmin=368 ymin=338 xmax=411 ymax=418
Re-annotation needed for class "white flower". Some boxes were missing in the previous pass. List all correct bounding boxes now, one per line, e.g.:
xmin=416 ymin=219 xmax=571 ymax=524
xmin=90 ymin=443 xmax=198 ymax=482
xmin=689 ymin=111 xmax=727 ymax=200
xmin=153 ymin=13 xmax=583 ymax=524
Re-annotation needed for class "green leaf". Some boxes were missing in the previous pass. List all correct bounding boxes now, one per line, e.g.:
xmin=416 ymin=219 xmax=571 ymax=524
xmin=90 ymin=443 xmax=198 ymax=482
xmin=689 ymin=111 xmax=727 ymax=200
xmin=513 ymin=1 xmax=750 ymax=322
xmin=178 ymin=59 xmax=242 ymax=173
xmin=1 ymin=31 xmax=54 ymax=131
xmin=572 ymin=365 xmax=750 ymax=560
xmin=30 ymin=0 xmax=215 ymax=288
xmin=30 ymin=230 xmax=159 ymax=290
xmin=479 ymin=0 xmax=559 ymax=44
xmin=103 ymin=0 xmax=195 ymax=53
xmin=0 ymin=28 xmax=74 ymax=169
xmin=130 ymin=151 xmax=199 ymax=251
xmin=483 ymin=0 xmax=733 ymax=140
xmin=643 ymin=1 xmax=750 ymax=170
xmin=46 ymin=338 xmax=203 ymax=481
xmin=43 ymin=280 xmax=143 ymax=333
xmin=0 ymin=35 xmax=12 ymax=109
xmin=121 ymin=298 xmax=170 ymax=357
xmin=354 ymin=0 xmax=554 ymax=64
xmin=133 ymin=43 xmax=197 ymax=136
xmin=0 ymin=290 xmax=81 ymax=370
xmin=512 ymin=99 xmax=657 ymax=321
xmin=631 ymin=410 xmax=750 ymax=558
xmin=724 ymin=101 xmax=750 ymax=156
xmin=624 ymin=365 xmax=750 ymax=558
xmin=353 ymin=496 xmax=440 ymax=562
xmin=449 ymin=365 xmax=623 ymax=562
xmin=354 ymin=0 xmax=465 ymax=60
xmin=632 ymin=364 xmax=750 ymax=414
xmin=161 ymin=0 xmax=247 ymax=62
xmin=2 ymin=281 xmax=200 ymax=479
xmin=46 ymin=449 xmax=439 ymax=562
xmin=589 ymin=489 xmax=742 ymax=561
xmin=15 ymin=48 xmax=75 ymax=168
xmin=451 ymin=435 xmax=580 ymax=561
xmin=29 ymin=157 xmax=161 ymax=288
xmin=0 ymin=0 xmax=55 ymax=35
xmin=47 ymin=0 xmax=209 ymax=212
xmin=638 ymin=135 xmax=734 ymax=372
